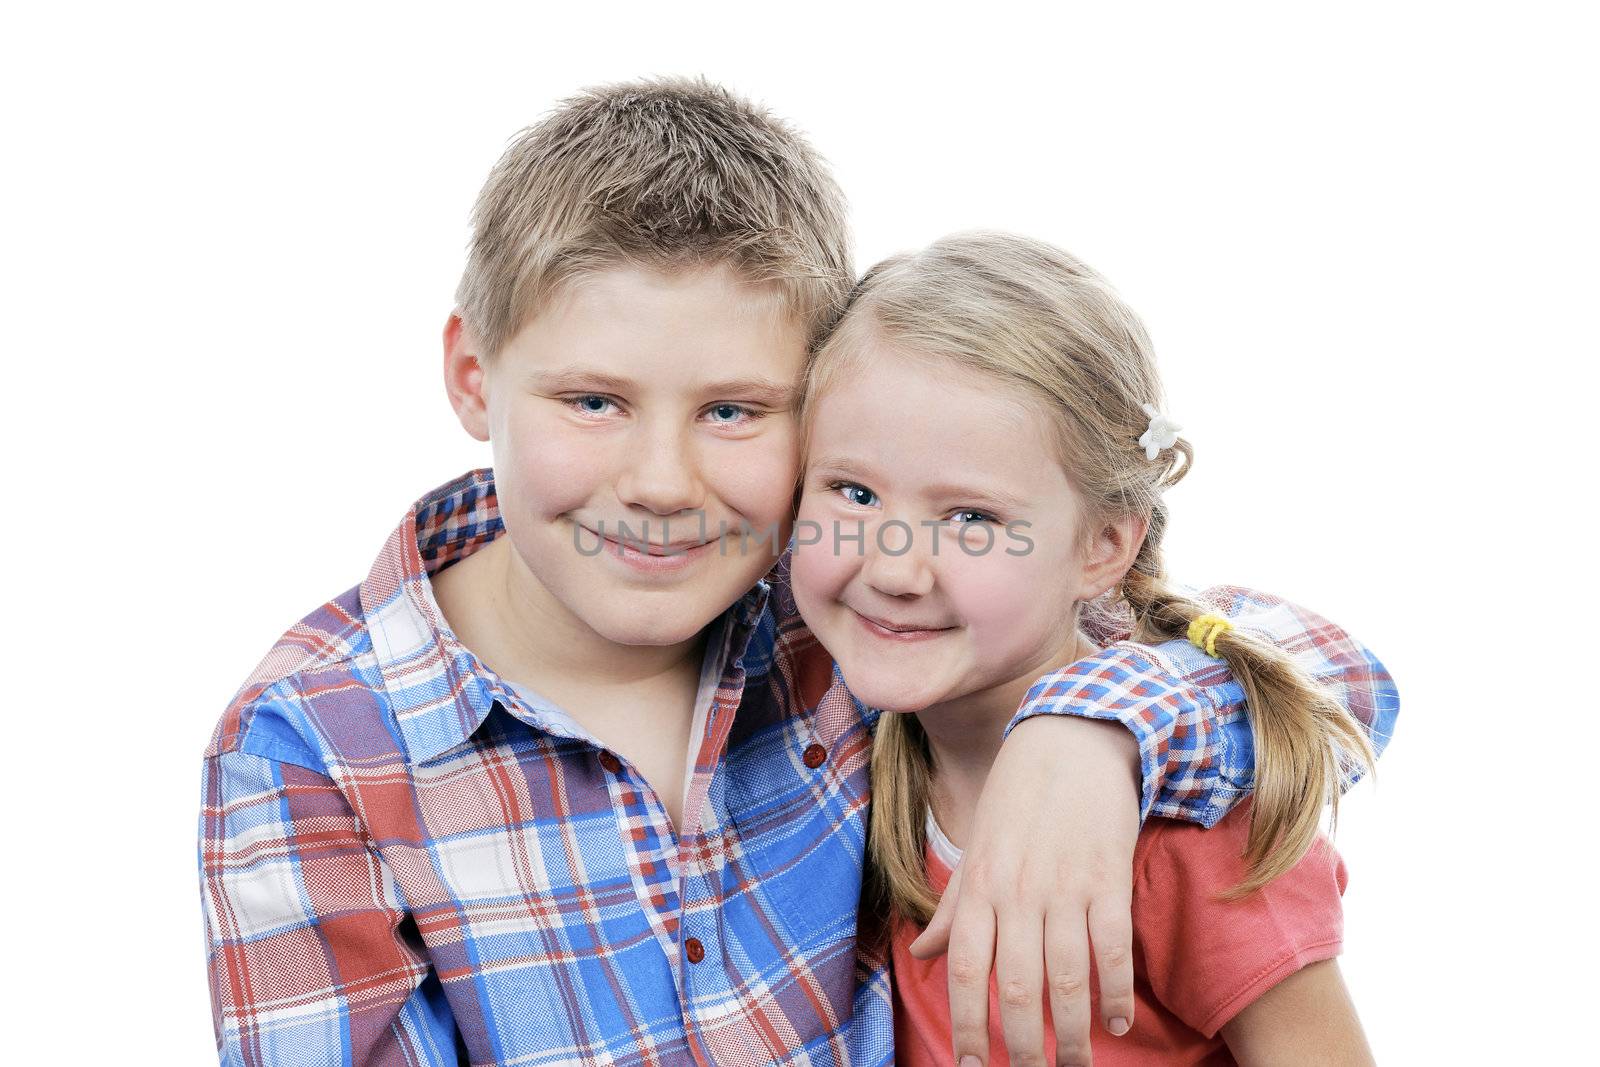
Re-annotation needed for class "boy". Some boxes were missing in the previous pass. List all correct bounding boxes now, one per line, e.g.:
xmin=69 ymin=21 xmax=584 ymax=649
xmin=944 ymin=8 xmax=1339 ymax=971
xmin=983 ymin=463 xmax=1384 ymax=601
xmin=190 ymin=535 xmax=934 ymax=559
xmin=199 ymin=78 xmax=1396 ymax=1066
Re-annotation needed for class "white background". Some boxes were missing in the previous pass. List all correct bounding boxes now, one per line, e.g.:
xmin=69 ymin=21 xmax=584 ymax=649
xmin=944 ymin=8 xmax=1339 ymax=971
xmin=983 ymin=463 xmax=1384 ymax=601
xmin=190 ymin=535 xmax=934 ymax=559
xmin=4 ymin=2 xmax=1594 ymax=1062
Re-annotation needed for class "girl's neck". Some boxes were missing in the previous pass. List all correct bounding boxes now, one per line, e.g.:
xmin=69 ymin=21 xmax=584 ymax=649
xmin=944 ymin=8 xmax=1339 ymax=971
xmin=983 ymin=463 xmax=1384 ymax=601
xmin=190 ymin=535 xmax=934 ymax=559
xmin=918 ymin=630 xmax=1097 ymax=851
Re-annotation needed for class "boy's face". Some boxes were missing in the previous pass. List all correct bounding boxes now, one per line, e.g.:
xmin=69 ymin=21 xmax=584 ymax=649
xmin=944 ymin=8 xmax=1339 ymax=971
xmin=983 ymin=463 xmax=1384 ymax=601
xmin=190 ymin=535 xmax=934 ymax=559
xmin=449 ymin=264 xmax=808 ymax=649
xmin=791 ymin=347 xmax=1099 ymax=714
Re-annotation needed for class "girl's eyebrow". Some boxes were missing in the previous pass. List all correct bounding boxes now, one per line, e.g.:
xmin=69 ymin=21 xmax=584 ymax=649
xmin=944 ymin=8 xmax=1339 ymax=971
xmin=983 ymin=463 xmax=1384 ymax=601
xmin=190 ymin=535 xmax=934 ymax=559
xmin=806 ymin=456 xmax=877 ymax=481
xmin=921 ymin=481 xmax=1028 ymax=515
xmin=808 ymin=458 xmax=1028 ymax=514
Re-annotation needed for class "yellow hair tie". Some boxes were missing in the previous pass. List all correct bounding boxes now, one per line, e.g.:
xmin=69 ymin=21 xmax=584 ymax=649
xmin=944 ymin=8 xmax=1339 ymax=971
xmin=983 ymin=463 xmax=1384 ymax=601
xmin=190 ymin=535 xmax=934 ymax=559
xmin=1187 ymin=613 xmax=1233 ymax=658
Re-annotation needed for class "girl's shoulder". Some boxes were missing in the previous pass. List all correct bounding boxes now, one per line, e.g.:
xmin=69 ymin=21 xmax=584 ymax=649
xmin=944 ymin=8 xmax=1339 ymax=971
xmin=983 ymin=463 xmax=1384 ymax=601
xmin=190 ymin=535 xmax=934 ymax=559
xmin=1134 ymin=801 xmax=1348 ymax=901
xmin=1131 ymin=803 xmax=1350 ymax=1038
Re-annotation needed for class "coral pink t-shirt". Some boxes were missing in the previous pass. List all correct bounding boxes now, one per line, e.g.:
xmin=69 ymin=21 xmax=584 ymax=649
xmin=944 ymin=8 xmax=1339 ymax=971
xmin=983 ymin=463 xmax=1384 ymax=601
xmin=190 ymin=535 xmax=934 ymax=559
xmin=890 ymin=803 xmax=1347 ymax=1066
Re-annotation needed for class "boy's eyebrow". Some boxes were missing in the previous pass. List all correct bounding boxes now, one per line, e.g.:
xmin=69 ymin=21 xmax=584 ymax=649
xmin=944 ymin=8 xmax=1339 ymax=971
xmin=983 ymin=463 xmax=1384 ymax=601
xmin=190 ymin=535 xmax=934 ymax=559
xmin=700 ymin=378 xmax=798 ymax=408
xmin=529 ymin=369 xmax=637 ymax=393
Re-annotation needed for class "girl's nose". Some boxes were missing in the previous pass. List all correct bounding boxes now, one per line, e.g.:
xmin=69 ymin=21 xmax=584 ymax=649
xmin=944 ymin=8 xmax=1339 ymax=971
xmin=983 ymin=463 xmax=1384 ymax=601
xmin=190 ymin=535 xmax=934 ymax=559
xmin=860 ymin=520 xmax=934 ymax=598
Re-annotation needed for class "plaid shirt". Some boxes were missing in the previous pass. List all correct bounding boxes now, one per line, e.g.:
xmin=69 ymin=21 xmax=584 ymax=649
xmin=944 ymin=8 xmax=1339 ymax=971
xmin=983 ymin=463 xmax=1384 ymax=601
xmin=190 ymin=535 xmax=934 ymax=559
xmin=199 ymin=469 xmax=1397 ymax=1066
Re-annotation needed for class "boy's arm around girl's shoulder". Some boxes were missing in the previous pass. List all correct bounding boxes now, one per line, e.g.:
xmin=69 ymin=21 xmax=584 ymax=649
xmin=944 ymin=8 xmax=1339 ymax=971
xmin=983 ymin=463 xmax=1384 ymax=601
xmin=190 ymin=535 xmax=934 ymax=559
xmin=198 ymin=693 xmax=460 ymax=1067
xmin=1003 ymin=584 xmax=1400 ymax=827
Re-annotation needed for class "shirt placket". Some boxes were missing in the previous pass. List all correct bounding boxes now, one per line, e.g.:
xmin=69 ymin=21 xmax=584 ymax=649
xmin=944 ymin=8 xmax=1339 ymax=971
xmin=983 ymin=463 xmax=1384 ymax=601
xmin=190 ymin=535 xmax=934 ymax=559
xmin=518 ymin=610 xmax=754 ymax=1002
xmin=672 ymin=683 xmax=756 ymax=1060
xmin=599 ymin=742 xmax=688 ymax=963
xmin=564 ymin=688 xmax=752 ymax=1067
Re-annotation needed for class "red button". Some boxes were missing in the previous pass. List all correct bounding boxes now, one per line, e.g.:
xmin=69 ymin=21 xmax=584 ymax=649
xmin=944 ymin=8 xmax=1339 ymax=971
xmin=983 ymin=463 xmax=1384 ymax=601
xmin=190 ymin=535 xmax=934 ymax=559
xmin=802 ymin=743 xmax=827 ymax=769
xmin=598 ymin=752 xmax=622 ymax=774
xmin=684 ymin=937 xmax=705 ymax=964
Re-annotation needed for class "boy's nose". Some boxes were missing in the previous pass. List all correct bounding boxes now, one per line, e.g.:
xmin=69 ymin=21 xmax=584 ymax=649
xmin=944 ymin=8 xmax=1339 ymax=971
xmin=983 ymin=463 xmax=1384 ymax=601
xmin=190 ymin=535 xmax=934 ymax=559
xmin=860 ymin=521 xmax=934 ymax=598
xmin=615 ymin=428 xmax=706 ymax=517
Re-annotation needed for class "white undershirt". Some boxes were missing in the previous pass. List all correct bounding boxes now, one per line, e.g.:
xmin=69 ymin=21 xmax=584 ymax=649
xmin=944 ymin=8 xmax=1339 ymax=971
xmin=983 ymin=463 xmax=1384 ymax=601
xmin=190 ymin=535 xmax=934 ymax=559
xmin=924 ymin=807 xmax=965 ymax=871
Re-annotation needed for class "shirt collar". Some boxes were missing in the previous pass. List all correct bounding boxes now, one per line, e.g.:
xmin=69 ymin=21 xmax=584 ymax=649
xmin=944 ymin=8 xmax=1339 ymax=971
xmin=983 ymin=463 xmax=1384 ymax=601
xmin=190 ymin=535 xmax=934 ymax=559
xmin=361 ymin=468 xmax=771 ymax=764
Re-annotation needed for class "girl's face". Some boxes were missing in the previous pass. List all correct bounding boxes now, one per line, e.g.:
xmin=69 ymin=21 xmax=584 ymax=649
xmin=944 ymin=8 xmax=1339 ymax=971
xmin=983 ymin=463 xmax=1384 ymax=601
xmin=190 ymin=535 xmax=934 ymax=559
xmin=792 ymin=346 xmax=1109 ymax=715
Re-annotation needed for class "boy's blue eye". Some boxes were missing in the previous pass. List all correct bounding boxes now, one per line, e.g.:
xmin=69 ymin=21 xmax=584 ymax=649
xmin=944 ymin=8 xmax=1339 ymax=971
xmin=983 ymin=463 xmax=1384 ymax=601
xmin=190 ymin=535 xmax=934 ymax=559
xmin=949 ymin=509 xmax=998 ymax=525
xmin=832 ymin=482 xmax=879 ymax=508
xmin=569 ymin=395 xmax=618 ymax=416
xmin=706 ymin=403 xmax=754 ymax=424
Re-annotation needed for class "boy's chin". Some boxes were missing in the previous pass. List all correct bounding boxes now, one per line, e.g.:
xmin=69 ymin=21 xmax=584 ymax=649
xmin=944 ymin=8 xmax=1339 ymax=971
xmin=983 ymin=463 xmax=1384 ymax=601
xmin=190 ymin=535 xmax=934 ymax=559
xmin=577 ymin=594 xmax=731 ymax=650
xmin=585 ymin=609 xmax=707 ymax=649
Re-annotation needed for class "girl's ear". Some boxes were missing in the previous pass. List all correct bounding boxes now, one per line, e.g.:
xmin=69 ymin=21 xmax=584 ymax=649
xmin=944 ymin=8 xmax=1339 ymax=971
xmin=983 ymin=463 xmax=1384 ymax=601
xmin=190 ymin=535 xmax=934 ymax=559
xmin=1079 ymin=513 xmax=1149 ymax=599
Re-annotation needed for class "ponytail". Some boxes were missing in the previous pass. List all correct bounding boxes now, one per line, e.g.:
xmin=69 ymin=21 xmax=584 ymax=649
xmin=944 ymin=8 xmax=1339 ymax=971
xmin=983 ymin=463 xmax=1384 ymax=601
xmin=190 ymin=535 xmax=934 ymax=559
xmin=1122 ymin=503 xmax=1377 ymax=896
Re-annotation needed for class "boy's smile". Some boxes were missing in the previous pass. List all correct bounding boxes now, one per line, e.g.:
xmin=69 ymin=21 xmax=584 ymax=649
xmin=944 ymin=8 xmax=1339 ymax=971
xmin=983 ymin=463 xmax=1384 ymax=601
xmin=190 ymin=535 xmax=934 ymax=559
xmin=444 ymin=262 xmax=807 ymax=656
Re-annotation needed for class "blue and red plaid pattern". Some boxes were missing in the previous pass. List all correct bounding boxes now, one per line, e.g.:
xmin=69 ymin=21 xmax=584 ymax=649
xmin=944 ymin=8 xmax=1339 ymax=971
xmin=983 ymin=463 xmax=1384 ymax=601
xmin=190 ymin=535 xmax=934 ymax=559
xmin=1008 ymin=588 xmax=1400 ymax=823
xmin=200 ymin=468 xmax=1396 ymax=1065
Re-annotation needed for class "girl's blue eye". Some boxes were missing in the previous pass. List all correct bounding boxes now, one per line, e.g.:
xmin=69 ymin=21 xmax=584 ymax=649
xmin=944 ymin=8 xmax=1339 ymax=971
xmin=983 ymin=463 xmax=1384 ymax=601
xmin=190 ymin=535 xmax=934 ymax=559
xmin=833 ymin=482 xmax=879 ymax=508
xmin=950 ymin=509 xmax=997 ymax=525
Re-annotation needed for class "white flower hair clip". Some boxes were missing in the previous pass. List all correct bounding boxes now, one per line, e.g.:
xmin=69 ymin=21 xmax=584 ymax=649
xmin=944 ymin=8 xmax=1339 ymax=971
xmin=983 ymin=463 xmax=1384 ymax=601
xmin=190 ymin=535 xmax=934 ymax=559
xmin=1138 ymin=403 xmax=1183 ymax=460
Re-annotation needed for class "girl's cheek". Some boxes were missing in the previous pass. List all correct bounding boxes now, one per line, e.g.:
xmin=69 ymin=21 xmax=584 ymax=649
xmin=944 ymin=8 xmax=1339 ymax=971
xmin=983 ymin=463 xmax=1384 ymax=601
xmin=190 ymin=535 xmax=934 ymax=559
xmin=942 ymin=551 xmax=1074 ymax=662
xmin=791 ymin=497 xmax=856 ymax=601
xmin=794 ymin=491 xmax=825 ymax=531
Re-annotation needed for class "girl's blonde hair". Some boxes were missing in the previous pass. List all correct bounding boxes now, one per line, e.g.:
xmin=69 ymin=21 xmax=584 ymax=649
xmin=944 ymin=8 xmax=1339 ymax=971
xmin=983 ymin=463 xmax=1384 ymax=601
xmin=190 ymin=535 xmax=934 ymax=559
xmin=802 ymin=232 xmax=1375 ymax=925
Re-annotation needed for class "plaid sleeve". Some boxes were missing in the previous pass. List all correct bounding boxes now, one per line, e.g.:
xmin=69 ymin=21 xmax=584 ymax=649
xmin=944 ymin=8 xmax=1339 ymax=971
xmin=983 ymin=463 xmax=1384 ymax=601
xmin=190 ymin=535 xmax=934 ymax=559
xmin=1004 ymin=586 xmax=1399 ymax=827
xmin=200 ymin=748 xmax=458 ymax=1066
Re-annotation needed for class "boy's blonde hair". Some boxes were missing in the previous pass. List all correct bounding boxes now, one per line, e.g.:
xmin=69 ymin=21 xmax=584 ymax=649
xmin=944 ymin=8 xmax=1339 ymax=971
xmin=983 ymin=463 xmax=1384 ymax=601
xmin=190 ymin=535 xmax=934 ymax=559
xmin=804 ymin=231 xmax=1376 ymax=925
xmin=456 ymin=77 xmax=853 ymax=359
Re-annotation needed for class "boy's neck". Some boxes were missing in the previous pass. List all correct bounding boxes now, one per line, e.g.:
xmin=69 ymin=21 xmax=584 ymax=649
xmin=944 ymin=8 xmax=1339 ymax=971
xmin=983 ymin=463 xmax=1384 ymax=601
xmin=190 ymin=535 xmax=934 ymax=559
xmin=918 ymin=630 xmax=1097 ymax=851
xmin=431 ymin=536 xmax=710 ymax=830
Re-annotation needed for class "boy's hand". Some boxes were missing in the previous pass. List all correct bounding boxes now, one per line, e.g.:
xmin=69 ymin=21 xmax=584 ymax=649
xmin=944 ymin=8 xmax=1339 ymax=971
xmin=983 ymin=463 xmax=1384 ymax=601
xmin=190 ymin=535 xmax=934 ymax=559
xmin=909 ymin=716 xmax=1140 ymax=1067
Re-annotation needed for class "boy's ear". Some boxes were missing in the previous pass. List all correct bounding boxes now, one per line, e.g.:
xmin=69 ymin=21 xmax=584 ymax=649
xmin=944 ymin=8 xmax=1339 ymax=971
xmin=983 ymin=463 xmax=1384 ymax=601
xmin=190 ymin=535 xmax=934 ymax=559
xmin=443 ymin=313 xmax=491 ymax=442
xmin=1079 ymin=513 xmax=1150 ymax=600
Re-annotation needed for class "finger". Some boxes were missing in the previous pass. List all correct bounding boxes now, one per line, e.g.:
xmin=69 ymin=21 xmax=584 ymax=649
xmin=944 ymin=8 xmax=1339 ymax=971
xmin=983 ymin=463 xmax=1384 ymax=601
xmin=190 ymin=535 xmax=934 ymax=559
xmin=1088 ymin=893 xmax=1134 ymax=1038
xmin=945 ymin=883 xmax=997 ymax=1067
xmin=994 ymin=907 xmax=1048 ymax=1067
xmin=1044 ymin=907 xmax=1094 ymax=1067
xmin=909 ymin=863 xmax=962 ymax=960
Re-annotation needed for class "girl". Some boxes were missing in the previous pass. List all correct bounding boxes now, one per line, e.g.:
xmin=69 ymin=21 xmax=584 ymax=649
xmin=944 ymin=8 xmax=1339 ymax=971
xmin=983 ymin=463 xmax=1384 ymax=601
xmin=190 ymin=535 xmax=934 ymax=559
xmin=791 ymin=232 xmax=1380 ymax=1066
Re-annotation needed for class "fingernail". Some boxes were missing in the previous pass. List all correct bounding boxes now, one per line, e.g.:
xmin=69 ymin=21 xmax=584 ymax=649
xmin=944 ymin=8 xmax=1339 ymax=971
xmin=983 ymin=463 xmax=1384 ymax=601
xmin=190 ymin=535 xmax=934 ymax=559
xmin=960 ymin=1057 xmax=982 ymax=1067
xmin=1109 ymin=1016 xmax=1130 ymax=1036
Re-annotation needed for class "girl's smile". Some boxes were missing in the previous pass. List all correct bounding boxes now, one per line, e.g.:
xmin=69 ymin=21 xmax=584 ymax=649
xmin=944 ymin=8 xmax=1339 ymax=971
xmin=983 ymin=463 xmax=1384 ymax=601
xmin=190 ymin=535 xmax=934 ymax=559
xmin=850 ymin=607 xmax=958 ymax=642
